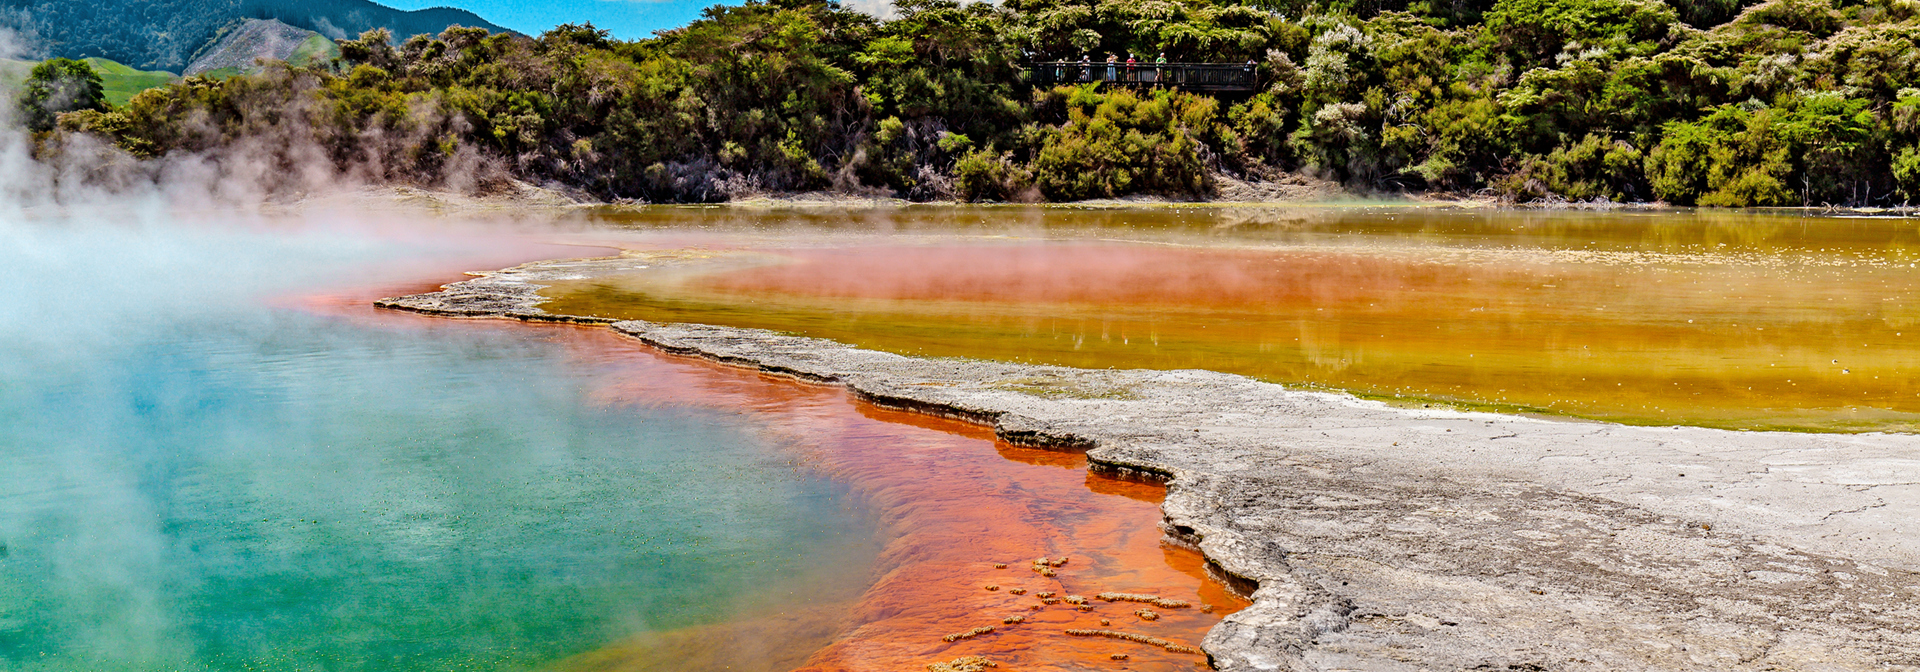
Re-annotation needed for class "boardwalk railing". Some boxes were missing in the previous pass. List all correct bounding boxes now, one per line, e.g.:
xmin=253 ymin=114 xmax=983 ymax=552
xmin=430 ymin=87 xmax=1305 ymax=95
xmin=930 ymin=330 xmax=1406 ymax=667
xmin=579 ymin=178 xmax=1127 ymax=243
xmin=1026 ymin=61 xmax=1259 ymax=92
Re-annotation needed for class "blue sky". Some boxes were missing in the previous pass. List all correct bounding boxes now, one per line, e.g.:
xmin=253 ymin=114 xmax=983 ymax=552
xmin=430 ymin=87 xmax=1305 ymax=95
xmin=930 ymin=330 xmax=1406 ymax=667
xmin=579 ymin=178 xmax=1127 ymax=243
xmin=377 ymin=0 xmax=715 ymax=40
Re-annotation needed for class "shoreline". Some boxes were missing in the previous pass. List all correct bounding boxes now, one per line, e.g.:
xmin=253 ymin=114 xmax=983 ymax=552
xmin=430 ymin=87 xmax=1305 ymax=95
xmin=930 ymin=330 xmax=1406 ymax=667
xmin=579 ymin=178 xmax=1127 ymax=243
xmin=267 ymin=182 xmax=1920 ymax=216
xmin=378 ymin=252 xmax=1920 ymax=671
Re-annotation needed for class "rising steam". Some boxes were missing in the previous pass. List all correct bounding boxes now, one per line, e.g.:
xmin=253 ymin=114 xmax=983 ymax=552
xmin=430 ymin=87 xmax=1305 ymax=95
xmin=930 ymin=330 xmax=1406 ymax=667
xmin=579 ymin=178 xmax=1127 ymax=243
xmin=0 ymin=25 xmax=514 ymax=215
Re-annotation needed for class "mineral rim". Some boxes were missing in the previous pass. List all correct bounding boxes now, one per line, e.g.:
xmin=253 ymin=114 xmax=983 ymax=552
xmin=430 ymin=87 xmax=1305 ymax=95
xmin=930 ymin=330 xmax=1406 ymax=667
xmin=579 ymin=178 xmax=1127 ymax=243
xmin=377 ymin=251 xmax=1920 ymax=672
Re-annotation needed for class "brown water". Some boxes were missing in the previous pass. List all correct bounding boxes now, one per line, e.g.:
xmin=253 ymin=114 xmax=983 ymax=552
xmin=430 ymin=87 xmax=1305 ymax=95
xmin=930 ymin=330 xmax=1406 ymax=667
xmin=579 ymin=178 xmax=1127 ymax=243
xmin=541 ymin=205 xmax=1920 ymax=432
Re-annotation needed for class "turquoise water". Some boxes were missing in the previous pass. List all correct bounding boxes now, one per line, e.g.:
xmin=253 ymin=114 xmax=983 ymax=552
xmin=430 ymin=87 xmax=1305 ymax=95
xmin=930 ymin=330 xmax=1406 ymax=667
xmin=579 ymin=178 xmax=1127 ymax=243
xmin=0 ymin=215 xmax=876 ymax=671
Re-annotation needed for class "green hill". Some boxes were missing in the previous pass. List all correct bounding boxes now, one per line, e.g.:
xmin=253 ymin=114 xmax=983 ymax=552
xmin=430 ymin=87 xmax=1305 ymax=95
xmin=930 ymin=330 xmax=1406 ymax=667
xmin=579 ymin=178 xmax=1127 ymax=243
xmin=0 ymin=57 xmax=177 ymax=106
xmin=81 ymin=58 xmax=177 ymax=105
xmin=0 ymin=0 xmax=506 ymax=71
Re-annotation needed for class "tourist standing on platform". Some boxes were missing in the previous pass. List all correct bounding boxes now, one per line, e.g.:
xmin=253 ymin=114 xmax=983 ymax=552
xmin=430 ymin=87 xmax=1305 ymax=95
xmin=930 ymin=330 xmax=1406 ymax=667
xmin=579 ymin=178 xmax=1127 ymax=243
xmin=1154 ymin=52 xmax=1167 ymax=83
xmin=1125 ymin=53 xmax=1138 ymax=82
xmin=1106 ymin=53 xmax=1118 ymax=81
xmin=1079 ymin=54 xmax=1090 ymax=81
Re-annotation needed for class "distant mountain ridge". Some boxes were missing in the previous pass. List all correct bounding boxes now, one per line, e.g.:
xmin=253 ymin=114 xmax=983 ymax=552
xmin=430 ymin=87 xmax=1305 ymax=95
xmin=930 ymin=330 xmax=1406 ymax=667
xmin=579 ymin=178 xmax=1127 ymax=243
xmin=0 ymin=0 xmax=508 ymax=71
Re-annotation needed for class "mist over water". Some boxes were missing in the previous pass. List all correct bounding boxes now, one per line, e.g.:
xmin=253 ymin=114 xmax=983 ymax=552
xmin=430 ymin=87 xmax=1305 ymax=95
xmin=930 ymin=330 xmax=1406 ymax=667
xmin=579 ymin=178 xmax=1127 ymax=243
xmin=0 ymin=213 xmax=877 ymax=671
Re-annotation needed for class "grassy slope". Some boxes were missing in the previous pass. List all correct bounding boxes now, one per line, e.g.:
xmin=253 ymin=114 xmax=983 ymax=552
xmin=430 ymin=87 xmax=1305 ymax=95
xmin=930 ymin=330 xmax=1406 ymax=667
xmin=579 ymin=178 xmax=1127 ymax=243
xmin=0 ymin=58 xmax=179 ymax=106
xmin=287 ymin=34 xmax=341 ymax=68
xmin=0 ymin=60 xmax=29 ymax=91
xmin=82 ymin=58 xmax=178 ymax=105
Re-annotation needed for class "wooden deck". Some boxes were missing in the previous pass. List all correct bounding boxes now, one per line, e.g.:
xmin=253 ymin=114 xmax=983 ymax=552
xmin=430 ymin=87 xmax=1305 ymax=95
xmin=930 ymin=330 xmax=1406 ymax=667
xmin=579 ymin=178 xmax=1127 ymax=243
xmin=1026 ymin=61 xmax=1259 ymax=92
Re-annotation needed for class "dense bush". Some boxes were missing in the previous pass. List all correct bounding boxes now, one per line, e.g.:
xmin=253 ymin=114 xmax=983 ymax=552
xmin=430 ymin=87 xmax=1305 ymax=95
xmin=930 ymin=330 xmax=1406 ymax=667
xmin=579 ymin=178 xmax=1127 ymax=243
xmin=18 ymin=58 xmax=106 ymax=132
xmin=1494 ymin=134 xmax=1646 ymax=202
xmin=39 ymin=0 xmax=1920 ymax=205
xmin=1646 ymin=94 xmax=1879 ymax=206
xmin=1028 ymin=85 xmax=1221 ymax=199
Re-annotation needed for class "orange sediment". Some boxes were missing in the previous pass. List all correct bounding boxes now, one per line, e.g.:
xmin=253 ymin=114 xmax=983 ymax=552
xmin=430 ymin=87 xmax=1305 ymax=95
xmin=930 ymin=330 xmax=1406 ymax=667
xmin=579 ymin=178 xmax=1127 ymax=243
xmin=783 ymin=406 xmax=1243 ymax=670
xmin=564 ymin=347 xmax=1243 ymax=670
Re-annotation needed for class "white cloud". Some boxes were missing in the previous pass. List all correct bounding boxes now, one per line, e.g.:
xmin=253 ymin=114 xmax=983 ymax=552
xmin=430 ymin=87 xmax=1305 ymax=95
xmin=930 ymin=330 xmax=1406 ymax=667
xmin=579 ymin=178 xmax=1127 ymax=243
xmin=841 ymin=0 xmax=900 ymax=19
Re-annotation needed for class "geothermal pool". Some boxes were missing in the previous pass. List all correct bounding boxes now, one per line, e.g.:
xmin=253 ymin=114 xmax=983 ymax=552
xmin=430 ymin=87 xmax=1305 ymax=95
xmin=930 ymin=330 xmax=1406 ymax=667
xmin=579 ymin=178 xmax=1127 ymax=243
xmin=543 ymin=206 xmax=1920 ymax=432
xmin=14 ymin=202 xmax=1912 ymax=671
xmin=0 ymin=213 xmax=1234 ymax=671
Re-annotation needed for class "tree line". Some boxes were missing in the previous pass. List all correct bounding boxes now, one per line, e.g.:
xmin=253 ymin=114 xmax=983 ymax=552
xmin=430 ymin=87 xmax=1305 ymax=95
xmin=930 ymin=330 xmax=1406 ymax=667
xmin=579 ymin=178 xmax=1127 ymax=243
xmin=25 ymin=0 xmax=1920 ymax=205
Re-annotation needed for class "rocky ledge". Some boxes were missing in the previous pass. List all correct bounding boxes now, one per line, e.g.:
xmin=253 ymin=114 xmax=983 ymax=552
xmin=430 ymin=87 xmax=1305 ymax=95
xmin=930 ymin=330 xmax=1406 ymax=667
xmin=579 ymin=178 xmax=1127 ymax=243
xmin=379 ymin=253 xmax=1920 ymax=672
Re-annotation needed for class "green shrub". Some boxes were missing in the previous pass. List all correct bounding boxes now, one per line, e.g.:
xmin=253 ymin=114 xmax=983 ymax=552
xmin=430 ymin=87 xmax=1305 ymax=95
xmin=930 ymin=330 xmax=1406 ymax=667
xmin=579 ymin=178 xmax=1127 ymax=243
xmin=19 ymin=58 xmax=107 ymax=133
xmin=1648 ymin=94 xmax=1877 ymax=206
xmin=1028 ymin=86 xmax=1217 ymax=200
xmin=1485 ymin=0 xmax=1676 ymax=63
xmin=953 ymin=147 xmax=1032 ymax=200
xmin=1494 ymin=133 xmax=1645 ymax=201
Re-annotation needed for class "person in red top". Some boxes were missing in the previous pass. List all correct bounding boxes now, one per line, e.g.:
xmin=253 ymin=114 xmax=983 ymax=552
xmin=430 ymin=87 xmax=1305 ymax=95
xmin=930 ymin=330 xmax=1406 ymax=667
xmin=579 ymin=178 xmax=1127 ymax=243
xmin=1125 ymin=54 xmax=1138 ymax=82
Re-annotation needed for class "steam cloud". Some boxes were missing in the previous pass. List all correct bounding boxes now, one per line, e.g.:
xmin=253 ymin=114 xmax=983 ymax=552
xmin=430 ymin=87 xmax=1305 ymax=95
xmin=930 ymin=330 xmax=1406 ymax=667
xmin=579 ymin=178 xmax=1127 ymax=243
xmin=0 ymin=25 xmax=514 ymax=214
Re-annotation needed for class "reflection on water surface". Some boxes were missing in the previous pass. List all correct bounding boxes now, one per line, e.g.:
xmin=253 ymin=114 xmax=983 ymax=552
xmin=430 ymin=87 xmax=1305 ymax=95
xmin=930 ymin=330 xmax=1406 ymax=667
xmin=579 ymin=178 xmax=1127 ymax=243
xmin=544 ymin=206 xmax=1920 ymax=432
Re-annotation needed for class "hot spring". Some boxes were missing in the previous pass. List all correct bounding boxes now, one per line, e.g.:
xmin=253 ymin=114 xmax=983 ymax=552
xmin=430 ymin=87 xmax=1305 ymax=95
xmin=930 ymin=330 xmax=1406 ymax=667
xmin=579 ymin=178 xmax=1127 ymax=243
xmin=18 ymin=202 xmax=1912 ymax=671
xmin=0 ymin=209 xmax=1236 ymax=671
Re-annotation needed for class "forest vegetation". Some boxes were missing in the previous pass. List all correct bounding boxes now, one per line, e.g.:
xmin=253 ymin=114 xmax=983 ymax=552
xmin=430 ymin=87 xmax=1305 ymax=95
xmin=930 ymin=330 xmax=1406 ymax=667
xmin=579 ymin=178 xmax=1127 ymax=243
xmin=28 ymin=0 xmax=1920 ymax=205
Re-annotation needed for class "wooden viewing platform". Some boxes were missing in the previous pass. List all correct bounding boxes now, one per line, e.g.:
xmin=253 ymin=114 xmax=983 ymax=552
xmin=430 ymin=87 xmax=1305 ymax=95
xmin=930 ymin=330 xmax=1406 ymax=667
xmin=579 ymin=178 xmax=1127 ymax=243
xmin=1026 ymin=61 xmax=1259 ymax=92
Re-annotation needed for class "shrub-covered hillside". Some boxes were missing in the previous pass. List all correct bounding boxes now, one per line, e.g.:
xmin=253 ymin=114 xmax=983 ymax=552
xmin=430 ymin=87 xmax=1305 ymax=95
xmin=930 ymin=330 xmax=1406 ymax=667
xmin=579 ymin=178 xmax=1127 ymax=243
xmin=41 ymin=0 xmax=1920 ymax=205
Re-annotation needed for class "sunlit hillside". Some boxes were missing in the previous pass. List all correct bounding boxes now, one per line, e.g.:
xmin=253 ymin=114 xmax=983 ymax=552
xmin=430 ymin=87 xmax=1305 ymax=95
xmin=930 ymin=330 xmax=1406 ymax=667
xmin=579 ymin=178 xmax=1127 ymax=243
xmin=1 ymin=57 xmax=176 ymax=105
